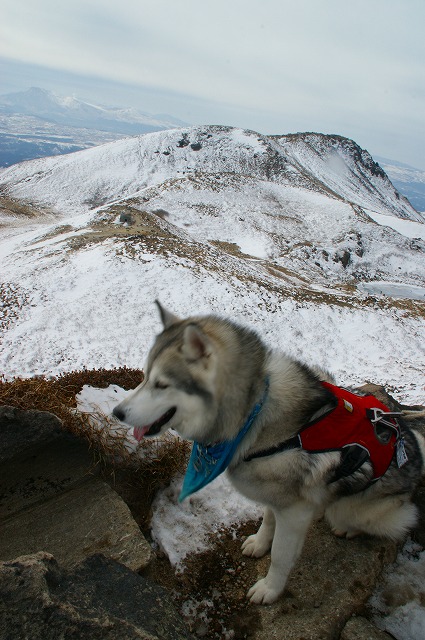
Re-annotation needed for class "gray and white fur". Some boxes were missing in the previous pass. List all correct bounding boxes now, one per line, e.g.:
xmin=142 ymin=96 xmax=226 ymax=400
xmin=113 ymin=303 xmax=425 ymax=605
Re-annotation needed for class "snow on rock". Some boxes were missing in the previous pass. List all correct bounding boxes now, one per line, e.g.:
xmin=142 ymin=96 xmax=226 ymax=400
xmin=370 ymin=540 xmax=425 ymax=640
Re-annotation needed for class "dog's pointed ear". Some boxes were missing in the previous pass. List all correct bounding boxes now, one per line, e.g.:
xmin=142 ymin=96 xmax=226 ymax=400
xmin=155 ymin=300 xmax=180 ymax=329
xmin=182 ymin=324 xmax=211 ymax=361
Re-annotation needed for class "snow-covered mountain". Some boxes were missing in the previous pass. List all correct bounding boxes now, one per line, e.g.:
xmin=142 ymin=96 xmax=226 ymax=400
xmin=0 ymin=87 xmax=186 ymax=131
xmin=0 ymin=125 xmax=424 ymax=403
xmin=0 ymin=125 xmax=420 ymax=217
xmin=0 ymin=87 xmax=187 ymax=167
xmin=275 ymin=133 xmax=422 ymax=220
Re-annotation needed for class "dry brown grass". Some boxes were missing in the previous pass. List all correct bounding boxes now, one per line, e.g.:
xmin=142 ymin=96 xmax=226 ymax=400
xmin=0 ymin=367 xmax=142 ymax=426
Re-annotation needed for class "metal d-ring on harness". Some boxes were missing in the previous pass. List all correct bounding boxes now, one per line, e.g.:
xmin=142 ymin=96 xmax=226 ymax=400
xmin=368 ymin=408 xmax=408 ymax=468
xmin=368 ymin=408 xmax=403 ymax=441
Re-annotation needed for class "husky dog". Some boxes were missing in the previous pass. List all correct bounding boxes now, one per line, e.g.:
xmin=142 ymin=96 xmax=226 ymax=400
xmin=113 ymin=303 xmax=425 ymax=605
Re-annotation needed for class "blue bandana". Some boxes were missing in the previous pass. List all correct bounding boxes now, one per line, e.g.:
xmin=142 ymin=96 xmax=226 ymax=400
xmin=179 ymin=378 xmax=269 ymax=502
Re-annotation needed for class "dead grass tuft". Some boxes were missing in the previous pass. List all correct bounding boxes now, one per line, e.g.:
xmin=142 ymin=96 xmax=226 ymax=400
xmin=0 ymin=367 xmax=143 ymax=424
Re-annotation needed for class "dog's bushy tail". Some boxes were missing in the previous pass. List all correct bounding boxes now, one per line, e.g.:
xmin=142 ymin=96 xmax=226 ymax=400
xmin=402 ymin=409 xmax=425 ymax=420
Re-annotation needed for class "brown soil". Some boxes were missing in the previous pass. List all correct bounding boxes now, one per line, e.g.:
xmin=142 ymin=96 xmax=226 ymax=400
xmin=142 ymin=522 xmax=264 ymax=639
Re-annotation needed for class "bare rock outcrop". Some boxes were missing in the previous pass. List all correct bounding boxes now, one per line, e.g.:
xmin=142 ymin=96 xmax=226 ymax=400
xmin=0 ymin=551 xmax=193 ymax=640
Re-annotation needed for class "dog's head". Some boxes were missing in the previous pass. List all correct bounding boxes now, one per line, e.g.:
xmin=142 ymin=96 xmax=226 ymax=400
xmin=113 ymin=301 xmax=220 ymax=442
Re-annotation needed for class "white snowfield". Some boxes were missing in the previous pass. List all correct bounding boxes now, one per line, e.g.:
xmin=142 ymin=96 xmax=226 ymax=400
xmin=0 ymin=125 xmax=424 ymax=404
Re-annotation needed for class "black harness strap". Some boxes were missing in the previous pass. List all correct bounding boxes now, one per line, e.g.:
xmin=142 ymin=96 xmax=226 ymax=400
xmin=244 ymin=435 xmax=301 ymax=461
xmin=243 ymin=435 xmax=373 ymax=484
xmin=243 ymin=400 xmax=337 ymax=462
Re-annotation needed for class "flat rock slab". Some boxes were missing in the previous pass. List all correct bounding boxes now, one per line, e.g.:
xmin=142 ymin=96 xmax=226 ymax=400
xmin=0 ymin=405 xmax=151 ymax=571
xmin=0 ymin=478 xmax=151 ymax=570
xmin=0 ymin=551 xmax=193 ymax=640
xmin=251 ymin=519 xmax=397 ymax=640
xmin=340 ymin=616 xmax=393 ymax=639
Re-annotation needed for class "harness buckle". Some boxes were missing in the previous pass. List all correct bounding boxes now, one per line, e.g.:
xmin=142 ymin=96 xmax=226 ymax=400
xmin=368 ymin=408 xmax=403 ymax=424
xmin=367 ymin=408 xmax=402 ymax=445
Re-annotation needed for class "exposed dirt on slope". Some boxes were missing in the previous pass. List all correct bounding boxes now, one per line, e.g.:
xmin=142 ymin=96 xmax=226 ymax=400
xmin=26 ymin=204 xmax=425 ymax=320
xmin=0 ymin=191 xmax=56 ymax=222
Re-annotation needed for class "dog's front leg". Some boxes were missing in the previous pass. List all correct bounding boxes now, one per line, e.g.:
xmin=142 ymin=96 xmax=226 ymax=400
xmin=247 ymin=501 xmax=315 ymax=605
xmin=242 ymin=507 xmax=275 ymax=557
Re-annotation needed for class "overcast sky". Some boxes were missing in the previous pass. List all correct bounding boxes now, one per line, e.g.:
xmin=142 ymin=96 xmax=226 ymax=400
xmin=1 ymin=0 xmax=424 ymax=169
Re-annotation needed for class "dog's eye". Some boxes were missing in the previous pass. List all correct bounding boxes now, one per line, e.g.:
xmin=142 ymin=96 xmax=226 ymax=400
xmin=154 ymin=380 xmax=169 ymax=390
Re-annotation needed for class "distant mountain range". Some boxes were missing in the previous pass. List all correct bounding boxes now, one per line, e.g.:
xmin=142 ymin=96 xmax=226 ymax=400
xmin=0 ymin=87 xmax=423 ymax=214
xmin=0 ymin=87 xmax=187 ymax=167
xmin=376 ymin=157 xmax=425 ymax=213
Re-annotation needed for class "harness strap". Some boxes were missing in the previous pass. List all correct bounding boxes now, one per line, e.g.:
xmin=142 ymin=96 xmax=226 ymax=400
xmin=244 ymin=434 xmax=301 ymax=461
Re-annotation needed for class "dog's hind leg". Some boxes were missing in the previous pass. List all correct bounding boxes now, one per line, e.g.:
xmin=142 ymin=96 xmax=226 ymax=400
xmin=242 ymin=507 xmax=275 ymax=558
xmin=326 ymin=494 xmax=418 ymax=541
xmin=247 ymin=501 xmax=316 ymax=605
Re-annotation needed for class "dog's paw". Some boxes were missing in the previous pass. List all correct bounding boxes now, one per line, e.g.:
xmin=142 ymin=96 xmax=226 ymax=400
xmin=241 ymin=534 xmax=271 ymax=558
xmin=247 ymin=578 xmax=280 ymax=605
xmin=332 ymin=527 xmax=362 ymax=539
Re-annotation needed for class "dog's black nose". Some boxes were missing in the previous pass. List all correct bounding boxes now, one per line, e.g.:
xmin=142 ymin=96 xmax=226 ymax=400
xmin=113 ymin=406 xmax=125 ymax=422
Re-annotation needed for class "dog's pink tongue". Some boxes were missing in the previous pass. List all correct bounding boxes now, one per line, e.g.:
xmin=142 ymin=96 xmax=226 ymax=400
xmin=133 ymin=425 xmax=150 ymax=441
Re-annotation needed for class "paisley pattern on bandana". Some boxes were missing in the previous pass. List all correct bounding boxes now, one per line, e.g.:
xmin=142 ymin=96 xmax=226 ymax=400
xmin=179 ymin=379 xmax=269 ymax=502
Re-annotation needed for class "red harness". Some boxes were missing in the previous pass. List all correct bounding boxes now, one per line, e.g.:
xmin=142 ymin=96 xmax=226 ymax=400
xmin=245 ymin=382 xmax=403 ymax=482
xmin=300 ymin=382 xmax=400 ymax=479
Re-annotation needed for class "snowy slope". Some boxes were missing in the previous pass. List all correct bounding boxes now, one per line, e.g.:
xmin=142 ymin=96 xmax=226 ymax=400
xmin=0 ymin=197 xmax=424 ymax=403
xmin=0 ymin=125 xmax=424 ymax=403
xmin=275 ymin=133 xmax=422 ymax=221
xmin=0 ymin=126 xmax=305 ymax=214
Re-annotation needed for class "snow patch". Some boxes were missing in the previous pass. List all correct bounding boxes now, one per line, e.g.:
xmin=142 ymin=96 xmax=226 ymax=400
xmin=366 ymin=210 xmax=425 ymax=239
xmin=370 ymin=540 xmax=425 ymax=640
xmin=150 ymin=473 xmax=262 ymax=568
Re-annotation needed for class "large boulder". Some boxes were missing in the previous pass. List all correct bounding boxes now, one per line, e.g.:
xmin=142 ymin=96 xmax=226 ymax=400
xmin=0 ymin=552 xmax=193 ymax=640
